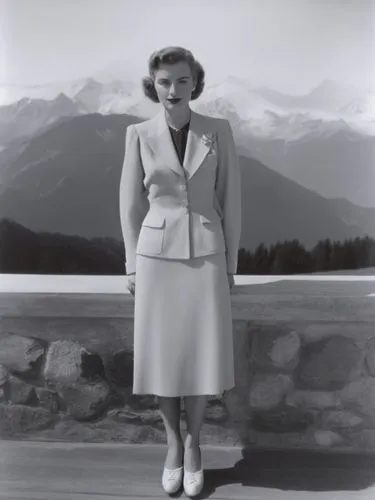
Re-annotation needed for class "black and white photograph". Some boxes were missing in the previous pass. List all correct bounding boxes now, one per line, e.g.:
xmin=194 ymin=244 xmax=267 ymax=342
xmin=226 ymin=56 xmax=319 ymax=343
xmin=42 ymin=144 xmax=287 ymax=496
xmin=0 ymin=0 xmax=374 ymax=498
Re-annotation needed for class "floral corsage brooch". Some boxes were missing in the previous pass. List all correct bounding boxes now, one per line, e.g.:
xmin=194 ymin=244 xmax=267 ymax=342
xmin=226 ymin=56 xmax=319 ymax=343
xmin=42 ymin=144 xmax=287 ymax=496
xmin=201 ymin=131 xmax=217 ymax=154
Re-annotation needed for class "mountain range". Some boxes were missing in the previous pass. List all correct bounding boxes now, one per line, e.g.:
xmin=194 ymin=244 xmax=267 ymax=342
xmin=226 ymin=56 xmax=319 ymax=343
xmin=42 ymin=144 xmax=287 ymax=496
xmin=0 ymin=76 xmax=374 ymax=207
xmin=0 ymin=113 xmax=374 ymax=252
xmin=0 ymin=93 xmax=87 ymax=148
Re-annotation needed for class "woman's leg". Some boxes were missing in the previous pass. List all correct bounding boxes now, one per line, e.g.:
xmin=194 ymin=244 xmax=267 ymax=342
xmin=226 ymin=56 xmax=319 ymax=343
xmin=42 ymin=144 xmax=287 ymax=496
xmin=183 ymin=395 xmax=209 ymax=471
xmin=157 ymin=396 xmax=184 ymax=469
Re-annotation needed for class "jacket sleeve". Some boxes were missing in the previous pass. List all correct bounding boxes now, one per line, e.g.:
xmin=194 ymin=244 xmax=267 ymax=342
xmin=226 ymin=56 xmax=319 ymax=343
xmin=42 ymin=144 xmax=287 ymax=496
xmin=119 ymin=124 xmax=149 ymax=275
xmin=215 ymin=119 xmax=242 ymax=274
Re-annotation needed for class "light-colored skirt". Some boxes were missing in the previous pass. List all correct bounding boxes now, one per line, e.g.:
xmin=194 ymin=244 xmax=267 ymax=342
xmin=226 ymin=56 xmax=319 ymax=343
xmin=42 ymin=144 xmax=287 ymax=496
xmin=132 ymin=252 xmax=235 ymax=397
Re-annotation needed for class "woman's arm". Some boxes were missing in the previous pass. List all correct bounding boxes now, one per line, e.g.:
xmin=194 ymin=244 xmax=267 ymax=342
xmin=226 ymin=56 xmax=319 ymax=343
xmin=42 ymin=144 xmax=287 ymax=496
xmin=119 ymin=124 xmax=149 ymax=275
xmin=215 ymin=119 xmax=242 ymax=275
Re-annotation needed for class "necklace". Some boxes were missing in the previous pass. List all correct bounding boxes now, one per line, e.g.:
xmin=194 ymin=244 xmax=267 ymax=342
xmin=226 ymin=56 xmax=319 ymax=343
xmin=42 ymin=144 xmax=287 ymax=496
xmin=169 ymin=120 xmax=190 ymax=133
xmin=165 ymin=109 xmax=191 ymax=132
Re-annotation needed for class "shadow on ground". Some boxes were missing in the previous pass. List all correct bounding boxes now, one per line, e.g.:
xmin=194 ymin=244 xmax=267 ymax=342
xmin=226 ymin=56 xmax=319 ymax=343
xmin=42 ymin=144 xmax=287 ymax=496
xmin=168 ymin=449 xmax=375 ymax=499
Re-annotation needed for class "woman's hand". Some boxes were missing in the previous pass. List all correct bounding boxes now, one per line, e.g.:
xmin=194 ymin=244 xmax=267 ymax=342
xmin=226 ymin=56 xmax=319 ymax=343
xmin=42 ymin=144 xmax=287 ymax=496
xmin=227 ymin=272 xmax=235 ymax=289
xmin=127 ymin=274 xmax=136 ymax=297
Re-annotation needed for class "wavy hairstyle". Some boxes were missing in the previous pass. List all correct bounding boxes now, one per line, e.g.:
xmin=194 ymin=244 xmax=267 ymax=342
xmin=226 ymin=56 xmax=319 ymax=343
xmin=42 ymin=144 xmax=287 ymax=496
xmin=142 ymin=46 xmax=205 ymax=103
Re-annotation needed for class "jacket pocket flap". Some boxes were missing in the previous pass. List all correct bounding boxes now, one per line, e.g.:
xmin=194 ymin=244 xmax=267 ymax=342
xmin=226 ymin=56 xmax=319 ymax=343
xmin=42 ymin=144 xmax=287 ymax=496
xmin=200 ymin=214 xmax=218 ymax=224
xmin=142 ymin=212 xmax=166 ymax=228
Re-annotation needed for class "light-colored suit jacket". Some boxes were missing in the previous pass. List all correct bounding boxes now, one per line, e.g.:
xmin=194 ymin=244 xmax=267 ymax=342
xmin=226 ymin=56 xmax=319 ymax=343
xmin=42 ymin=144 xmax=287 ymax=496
xmin=119 ymin=108 xmax=242 ymax=275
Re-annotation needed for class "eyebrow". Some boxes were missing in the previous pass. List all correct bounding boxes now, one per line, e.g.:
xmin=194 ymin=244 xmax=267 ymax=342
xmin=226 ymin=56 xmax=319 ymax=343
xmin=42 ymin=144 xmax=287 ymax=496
xmin=158 ymin=76 xmax=190 ymax=80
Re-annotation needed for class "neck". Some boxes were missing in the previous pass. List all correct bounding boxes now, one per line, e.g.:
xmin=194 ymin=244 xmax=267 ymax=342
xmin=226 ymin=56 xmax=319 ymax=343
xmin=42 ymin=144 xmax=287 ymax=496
xmin=164 ymin=106 xmax=191 ymax=130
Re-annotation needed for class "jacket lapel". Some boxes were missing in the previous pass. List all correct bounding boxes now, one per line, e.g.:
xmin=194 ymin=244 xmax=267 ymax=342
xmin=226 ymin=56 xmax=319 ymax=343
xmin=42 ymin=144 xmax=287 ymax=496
xmin=183 ymin=111 xmax=213 ymax=179
xmin=148 ymin=108 xmax=212 ymax=179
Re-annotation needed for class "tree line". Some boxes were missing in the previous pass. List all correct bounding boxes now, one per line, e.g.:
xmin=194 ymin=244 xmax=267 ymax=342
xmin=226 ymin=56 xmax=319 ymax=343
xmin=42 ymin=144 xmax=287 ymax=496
xmin=238 ymin=236 xmax=375 ymax=274
xmin=1 ymin=219 xmax=374 ymax=274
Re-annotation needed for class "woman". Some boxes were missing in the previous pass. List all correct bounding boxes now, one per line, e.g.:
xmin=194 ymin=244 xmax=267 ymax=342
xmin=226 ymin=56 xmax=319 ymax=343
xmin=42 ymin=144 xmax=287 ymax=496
xmin=119 ymin=46 xmax=242 ymax=497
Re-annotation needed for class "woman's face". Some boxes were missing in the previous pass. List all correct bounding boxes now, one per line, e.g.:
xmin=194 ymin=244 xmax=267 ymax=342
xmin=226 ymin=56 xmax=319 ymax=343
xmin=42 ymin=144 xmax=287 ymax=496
xmin=153 ymin=61 xmax=195 ymax=111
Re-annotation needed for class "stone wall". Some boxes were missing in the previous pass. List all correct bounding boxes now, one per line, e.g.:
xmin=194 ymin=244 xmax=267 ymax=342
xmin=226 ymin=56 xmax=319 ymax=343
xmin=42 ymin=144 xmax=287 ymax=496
xmin=0 ymin=292 xmax=374 ymax=453
xmin=0 ymin=326 xmax=237 ymax=445
xmin=228 ymin=321 xmax=375 ymax=452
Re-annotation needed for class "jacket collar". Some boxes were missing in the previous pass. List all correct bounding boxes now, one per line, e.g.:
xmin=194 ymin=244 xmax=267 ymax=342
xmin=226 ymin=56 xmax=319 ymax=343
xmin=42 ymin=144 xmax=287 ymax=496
xmin=148 ymin=108 xmax=214 ymax=179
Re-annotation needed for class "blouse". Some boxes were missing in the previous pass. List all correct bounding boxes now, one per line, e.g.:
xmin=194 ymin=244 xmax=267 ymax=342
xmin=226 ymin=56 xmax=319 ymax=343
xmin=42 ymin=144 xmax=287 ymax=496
xmin=168 ymin=120 xmax=190 ymax=166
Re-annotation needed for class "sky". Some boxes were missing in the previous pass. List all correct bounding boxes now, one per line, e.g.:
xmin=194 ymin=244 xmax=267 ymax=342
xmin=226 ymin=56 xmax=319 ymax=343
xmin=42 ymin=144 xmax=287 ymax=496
xmin=0 ymin=0 xmax=374 ymax=103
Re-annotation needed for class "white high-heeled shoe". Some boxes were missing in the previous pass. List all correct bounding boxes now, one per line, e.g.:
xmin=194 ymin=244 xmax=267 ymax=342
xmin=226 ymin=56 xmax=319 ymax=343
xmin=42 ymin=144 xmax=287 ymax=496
xmin=183 ymin=448 xmax=204 ymax=497
xmin=183 ymin=468 xmax=204 ymax=497
xmin=162 ymin=465 xmax=184 ymax=494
